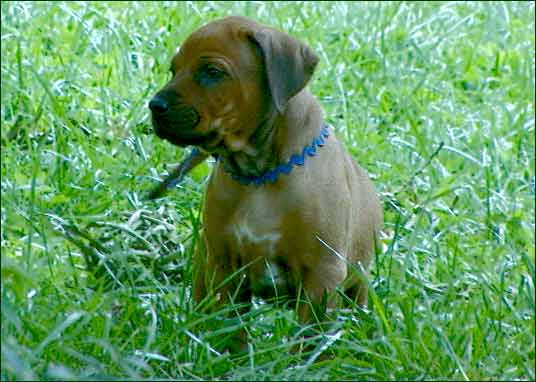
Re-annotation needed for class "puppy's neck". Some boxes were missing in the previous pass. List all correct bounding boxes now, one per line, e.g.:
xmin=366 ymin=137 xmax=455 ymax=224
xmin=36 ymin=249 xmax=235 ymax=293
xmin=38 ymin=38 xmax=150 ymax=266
xmin=224 ymin=89 xmax=323 ymax=177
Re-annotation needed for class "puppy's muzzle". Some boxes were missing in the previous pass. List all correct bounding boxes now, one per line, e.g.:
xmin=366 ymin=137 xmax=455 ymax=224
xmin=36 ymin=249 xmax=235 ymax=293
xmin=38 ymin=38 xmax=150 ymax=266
xmin=149 ymin=91 xmax=208 ymax=147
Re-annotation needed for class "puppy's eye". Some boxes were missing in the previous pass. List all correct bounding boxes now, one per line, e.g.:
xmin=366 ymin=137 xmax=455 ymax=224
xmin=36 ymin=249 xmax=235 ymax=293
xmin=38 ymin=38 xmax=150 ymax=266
xmin=196 ymin=64 xmax=226 ymax=86
xmin=204 ymin=66 xmax=225 ymax=79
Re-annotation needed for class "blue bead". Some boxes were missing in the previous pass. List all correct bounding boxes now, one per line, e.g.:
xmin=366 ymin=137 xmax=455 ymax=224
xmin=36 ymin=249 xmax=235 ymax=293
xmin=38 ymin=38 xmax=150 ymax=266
xmin=265 ymin=170 xmax=278 ymax=183
xmin=279 ymin=163 xmax=292 ymax=174
xmin=290 ymin=154 xmax=305 ymax=166
xmin=304 ymin=145 xmax=316 ymax=157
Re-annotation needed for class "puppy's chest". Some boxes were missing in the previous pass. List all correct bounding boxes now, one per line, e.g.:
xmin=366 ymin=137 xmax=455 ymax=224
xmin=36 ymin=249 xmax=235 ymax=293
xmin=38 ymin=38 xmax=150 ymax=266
xmin=226 ymin=193 xmax=283 ymax=259
xmin=231 ymin=219 xmax=281 ymax=259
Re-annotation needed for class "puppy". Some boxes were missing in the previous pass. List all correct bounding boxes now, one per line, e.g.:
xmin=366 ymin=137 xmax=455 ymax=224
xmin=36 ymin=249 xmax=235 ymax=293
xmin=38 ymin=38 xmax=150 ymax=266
xmin=149 ymin=16 xmax=382 ymax=335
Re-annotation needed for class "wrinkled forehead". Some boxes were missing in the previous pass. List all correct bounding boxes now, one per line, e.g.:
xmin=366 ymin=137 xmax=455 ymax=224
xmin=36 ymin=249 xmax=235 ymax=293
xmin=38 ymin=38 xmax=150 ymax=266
xmin=172 ymin=20 xmax=260 ymax=71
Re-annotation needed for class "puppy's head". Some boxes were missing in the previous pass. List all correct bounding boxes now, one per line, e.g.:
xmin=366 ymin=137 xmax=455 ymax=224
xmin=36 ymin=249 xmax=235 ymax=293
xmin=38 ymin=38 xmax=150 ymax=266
xmin=149 ymin=16 xmax=318 ymax=153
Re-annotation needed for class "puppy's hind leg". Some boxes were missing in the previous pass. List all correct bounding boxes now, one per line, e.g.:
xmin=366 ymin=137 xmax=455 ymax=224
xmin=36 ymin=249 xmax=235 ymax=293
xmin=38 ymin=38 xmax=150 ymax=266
xmin=296 ymin=265 xmax=345 ymax=324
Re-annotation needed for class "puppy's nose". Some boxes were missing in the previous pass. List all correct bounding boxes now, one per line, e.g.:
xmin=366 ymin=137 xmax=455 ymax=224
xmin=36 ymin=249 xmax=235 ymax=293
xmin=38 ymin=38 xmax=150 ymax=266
xmin=149 ymin=97 xmax=169 ymax=114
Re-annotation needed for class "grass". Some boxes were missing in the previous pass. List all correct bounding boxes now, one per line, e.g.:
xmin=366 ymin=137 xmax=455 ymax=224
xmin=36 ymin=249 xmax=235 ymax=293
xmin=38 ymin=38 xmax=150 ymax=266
xmin=1 ymin=1 xmax=534 ymax=380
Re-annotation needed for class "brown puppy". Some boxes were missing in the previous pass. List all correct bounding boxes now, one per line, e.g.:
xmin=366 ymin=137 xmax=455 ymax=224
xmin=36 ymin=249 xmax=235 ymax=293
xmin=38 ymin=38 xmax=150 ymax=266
xmin=149 ymin=16 xmax=382 ymax=328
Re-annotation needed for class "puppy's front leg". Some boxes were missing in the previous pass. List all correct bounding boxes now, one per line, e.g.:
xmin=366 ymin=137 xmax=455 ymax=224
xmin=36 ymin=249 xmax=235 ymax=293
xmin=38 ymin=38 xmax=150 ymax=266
xmin=192 ymin=235 xmax=251 ymax=352
xmin=192 ymin=235 xmax=209 ymax=304
xmin=192 ymin=234 xmax=244 ymax=307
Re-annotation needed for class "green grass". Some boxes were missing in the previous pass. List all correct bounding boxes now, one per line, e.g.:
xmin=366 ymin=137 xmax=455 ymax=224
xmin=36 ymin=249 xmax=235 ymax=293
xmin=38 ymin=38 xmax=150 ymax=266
xmin=1 ymin=1 xmax=534 ymax=380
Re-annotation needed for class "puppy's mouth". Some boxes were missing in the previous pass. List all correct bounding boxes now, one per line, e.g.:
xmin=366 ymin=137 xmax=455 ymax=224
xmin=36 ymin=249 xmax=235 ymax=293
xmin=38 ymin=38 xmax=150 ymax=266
xmin=151 ymin=105 xmax=213 ymax=147
xmin=154 ymin=123 xmax=218 ymax=147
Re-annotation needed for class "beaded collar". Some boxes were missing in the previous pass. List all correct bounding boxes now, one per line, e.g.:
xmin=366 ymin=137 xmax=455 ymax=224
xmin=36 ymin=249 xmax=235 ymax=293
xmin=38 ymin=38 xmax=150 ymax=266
xmin=221 ymin=124 xmax=330 ymax=186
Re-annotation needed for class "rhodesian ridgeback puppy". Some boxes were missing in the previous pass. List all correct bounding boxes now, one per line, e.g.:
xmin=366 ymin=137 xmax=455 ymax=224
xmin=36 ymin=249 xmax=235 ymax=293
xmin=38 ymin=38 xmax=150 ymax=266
xmin=149 ymin=16 xmax=382 ymax=333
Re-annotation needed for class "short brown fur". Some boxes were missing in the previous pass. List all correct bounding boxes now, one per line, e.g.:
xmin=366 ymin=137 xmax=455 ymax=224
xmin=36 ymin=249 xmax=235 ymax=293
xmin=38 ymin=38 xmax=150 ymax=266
xmin=150 ymin=15 xmax=382 ymax=335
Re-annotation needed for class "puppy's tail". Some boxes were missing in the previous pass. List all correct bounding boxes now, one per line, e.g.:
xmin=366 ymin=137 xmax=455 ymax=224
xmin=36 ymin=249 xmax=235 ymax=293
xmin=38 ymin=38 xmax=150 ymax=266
xmin=147 ymin=147 xmax=209 ymax=200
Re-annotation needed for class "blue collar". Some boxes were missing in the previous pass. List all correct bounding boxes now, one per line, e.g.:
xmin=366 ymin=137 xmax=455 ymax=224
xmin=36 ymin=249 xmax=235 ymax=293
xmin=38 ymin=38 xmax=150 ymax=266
xmin=221 ymin=124 xmax=330 ymax=186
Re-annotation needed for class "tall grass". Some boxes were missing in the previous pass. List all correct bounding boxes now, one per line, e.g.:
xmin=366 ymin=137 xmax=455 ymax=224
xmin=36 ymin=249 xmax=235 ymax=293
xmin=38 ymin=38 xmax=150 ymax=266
xmin=1 ymin=1 xmax=534 ymax=380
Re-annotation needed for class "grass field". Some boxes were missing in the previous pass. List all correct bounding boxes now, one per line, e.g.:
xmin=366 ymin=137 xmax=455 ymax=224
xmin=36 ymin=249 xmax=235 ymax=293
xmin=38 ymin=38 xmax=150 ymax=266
xmin=1 ymin=1 xmax=534 ymax=380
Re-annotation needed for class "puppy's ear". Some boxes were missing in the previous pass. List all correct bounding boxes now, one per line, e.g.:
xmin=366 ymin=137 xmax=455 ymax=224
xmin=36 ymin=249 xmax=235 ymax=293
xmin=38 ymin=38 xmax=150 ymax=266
xmin=248 ymin=28 xmax=319 ymax=113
